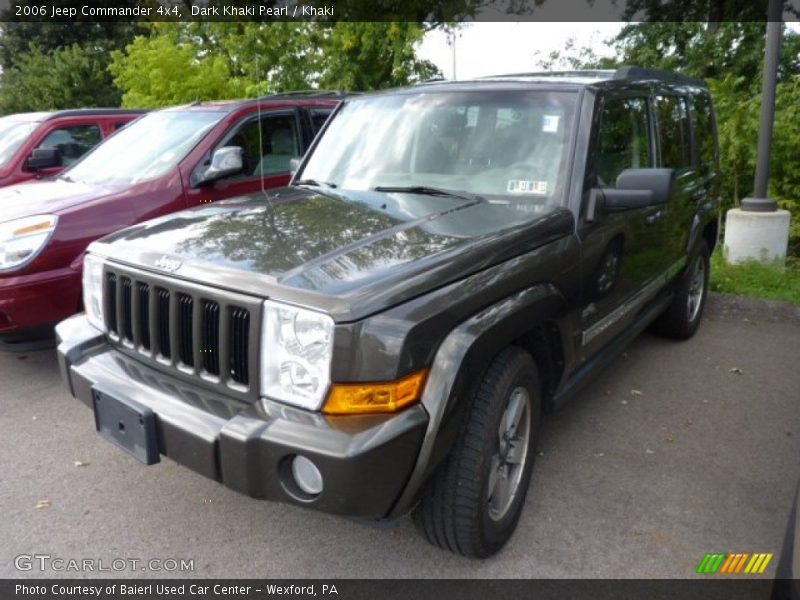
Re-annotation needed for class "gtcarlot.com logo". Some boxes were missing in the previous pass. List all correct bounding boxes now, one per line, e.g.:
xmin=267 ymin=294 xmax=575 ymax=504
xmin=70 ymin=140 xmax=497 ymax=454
xmin=696 ymin=552 xmax=773 ymax=575
xmin=14 ymin=554 xmax=195 ymax=573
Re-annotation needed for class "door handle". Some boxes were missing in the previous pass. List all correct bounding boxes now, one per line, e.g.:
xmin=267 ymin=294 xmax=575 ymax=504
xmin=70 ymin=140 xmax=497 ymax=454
xmin=645 ymin=209 xmax=666 ymax=225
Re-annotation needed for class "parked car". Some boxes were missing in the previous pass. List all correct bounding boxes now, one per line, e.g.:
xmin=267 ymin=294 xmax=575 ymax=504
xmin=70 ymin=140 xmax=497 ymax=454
xmin=0 ymin=109 xmax=144 ymax=187
xmin=56 ymin=68 xmax=720 ymax=557
xmin=0 ymin=93 xmax=341 ymax=346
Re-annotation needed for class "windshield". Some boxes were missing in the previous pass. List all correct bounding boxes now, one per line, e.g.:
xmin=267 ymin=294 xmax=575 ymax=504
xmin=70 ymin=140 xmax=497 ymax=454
xmin=0 ymin=118 xmax=38 ymax=169
xmin=301 ymin=90 xmax=577 ymax=205
xmin=64 ymin=110 xmax=223 ymax=185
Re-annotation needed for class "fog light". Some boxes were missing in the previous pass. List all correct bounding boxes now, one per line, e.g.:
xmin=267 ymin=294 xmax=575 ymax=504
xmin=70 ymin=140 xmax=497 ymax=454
xmin=291 ymin=455 xmax=323 ymax=496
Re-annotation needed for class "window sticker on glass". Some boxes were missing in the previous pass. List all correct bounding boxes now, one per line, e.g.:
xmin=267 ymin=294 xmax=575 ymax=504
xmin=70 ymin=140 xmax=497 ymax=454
xmin=542 ymin=115 xmax=560 ymax=133
xmin=507 ymin=180 xmax=548 ymax=194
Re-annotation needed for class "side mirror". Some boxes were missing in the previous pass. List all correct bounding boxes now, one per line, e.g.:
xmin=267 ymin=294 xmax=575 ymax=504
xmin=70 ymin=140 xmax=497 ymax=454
xmin=589 ymin=168 xmax=675 ymax=218
xmin=616 ymin=168 xmax=675 ymax=205
xmin=289 ymin=157 xmax=302 ymax=176
xmin=197 ymin=146 xmax=244 ymax=185
xmin=26 ymin=147 xmax=62 ymax=170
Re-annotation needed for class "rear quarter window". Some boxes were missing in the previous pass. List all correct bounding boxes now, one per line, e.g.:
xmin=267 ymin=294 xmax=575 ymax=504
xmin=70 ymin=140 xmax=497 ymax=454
xmin=309 ymin=109 xmax=333 ymax=134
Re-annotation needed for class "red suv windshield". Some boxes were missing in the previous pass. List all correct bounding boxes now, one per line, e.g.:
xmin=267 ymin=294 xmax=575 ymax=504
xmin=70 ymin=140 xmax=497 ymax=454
xmin=0 ymin=118 xmax=39 ymax=168
xmin=63 ymin=110 xmax=223 ymax=186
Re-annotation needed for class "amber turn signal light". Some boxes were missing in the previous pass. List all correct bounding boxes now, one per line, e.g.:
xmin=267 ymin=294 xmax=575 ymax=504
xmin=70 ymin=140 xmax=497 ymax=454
xmin=13 ymin=220 xmax=54 ymax=236
xmin=323 ymin=370 xmax=428 ymax=415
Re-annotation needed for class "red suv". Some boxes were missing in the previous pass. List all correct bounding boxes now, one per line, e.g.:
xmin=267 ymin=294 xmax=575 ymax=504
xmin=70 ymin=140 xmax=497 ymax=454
xmin=0 ymin=94 xmax=341 ymax=346
xmin=0 ymin=109 xmax=144 ymax=187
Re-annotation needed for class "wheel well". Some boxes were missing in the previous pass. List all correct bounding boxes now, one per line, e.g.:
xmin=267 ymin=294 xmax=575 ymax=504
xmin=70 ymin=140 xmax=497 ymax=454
xmin=702 ymin=219 xmax=718 ymax=254
xmin=512 ymin=322 xmax=564 ymax=412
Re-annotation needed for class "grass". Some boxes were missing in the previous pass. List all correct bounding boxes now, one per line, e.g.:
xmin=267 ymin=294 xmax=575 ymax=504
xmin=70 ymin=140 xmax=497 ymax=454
xmin=709 ymin=250 xmax=800 ymax=304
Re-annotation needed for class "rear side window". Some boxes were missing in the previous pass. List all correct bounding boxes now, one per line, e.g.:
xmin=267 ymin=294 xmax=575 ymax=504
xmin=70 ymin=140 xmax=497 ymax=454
xmin=595 ymin=97 xmax=651 ymax=187
xmin=690 ymin=93 xmax=717 ymax=176
xmin=655 ymin=95 xmax=692 ymax=171
xmin=37 ymin=124 xmax=102 ymax=167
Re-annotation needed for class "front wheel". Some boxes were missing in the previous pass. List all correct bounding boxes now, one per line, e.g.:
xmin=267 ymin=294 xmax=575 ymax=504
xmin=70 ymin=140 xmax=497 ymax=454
xmin=413 ymin=346 xmax=541 ymax=557
xmin=651 ymin=241 xmax=710 ymax=340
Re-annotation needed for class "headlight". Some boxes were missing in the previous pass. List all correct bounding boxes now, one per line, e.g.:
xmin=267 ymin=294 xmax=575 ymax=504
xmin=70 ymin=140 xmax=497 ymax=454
xmin=0 ymin=215 xmax=58 ymax=272
xmin=82 ymin=254 xmax=105 ymax=332
xmin=260 ymin=300 xmax=335 ymax=411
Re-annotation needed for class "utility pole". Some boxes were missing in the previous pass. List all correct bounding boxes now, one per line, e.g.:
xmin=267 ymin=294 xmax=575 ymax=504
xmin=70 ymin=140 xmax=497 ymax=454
xmin=723 ymin=0 xmax=791 ymax=263
xmin=742 ymin=0 xmax=782 ymax=212
xmin=446 ymin=27 xmax=459 ymax=80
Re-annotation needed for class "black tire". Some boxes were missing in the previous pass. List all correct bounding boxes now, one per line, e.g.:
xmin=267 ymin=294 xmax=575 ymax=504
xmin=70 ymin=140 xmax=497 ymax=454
xmin=412 ymin=346 xmax=541 ymax=557
xmin=651 ymin=241 xmax=710 ymax=340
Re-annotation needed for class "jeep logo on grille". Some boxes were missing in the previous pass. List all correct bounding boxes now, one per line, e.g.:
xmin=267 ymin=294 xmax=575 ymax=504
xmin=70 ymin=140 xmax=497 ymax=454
xmin=154 ymin=256 xmax=182 ymax=273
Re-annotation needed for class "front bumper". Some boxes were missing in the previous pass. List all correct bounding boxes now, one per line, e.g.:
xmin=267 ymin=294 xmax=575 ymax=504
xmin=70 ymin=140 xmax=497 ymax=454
xmin=56 ymin=314 xmax=428 ymax=520
xmin=0 ymin=266 xmax=80 ymax=338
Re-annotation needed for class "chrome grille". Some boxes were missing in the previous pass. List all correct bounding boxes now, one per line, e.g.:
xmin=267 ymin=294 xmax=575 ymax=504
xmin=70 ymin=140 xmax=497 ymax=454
xmin=103 ymin=264 xmax=261 ymax=397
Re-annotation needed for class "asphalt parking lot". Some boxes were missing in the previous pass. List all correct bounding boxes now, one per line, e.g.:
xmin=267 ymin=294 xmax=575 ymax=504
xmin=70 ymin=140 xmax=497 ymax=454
xmin=1 ymin=293 xmax=799 ymax=579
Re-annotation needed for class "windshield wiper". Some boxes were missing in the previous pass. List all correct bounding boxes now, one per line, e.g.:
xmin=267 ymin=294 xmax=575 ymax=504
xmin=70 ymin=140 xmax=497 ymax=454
xmin=372 ymin=185 xmax=481 ymax=203
xmin=294 ymin=179 xmax=337 ymax=188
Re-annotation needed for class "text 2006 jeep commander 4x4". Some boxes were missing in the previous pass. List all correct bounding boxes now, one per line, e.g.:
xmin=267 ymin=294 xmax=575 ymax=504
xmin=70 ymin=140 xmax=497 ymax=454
xmin=57 ymin=67 xmax=719 ymax=558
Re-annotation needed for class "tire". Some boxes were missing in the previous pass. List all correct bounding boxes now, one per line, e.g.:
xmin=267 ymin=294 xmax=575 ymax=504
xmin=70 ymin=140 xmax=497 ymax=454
xmin=412 ymin=346 xmax=541 ymax=557
xmin=651 ymin=241 xmax=710 ymax=340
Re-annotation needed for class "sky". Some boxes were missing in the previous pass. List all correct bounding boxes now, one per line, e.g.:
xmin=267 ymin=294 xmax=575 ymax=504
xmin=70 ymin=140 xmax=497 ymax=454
xmin=417 ymin=22 xmax=625 ymax=80
xmin=417 ymin=22 xmax=800 ymax=81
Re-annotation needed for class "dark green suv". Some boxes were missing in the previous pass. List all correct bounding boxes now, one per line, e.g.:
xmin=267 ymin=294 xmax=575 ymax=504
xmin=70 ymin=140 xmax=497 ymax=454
xmin=56 ymin=67 xmax=720 ymax=557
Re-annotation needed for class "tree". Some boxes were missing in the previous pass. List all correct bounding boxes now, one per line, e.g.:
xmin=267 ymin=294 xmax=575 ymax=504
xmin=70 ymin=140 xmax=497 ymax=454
xmin=317 ymin=23 xmax=439 ymax=90
xmin=0 ymin=20 xmax=142 ymax=71
xmin=0 ymin=44 xmax=124 ymax=112
xmin=0 ymin=1 xmax=146 ymax=113
xmin=109 ymin=22 xmax=442 ymax=108
xmin=108 ymin=25 xmax=245 ymax=108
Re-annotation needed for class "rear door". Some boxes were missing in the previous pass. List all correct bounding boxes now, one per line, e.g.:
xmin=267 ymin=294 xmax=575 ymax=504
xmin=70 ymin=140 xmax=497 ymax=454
xmin=652 ymin=93 xmax=703 ymax=271
xmin=184 ymin=107 xmax=304 ymax=207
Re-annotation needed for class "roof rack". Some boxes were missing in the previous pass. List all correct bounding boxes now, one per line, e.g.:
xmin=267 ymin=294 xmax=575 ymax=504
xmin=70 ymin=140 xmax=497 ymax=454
xmin=256 ymin=90 xmax=354 ymax=100
xmin=477 ymin=66 xmax=706 ymax=88
xmin=46 ymin=108 xmax=147 ymax=119
xmin=478 ymin=70 xmax=616 ymax=80
xmin=612 ymin=66 xmax=706 ymax=87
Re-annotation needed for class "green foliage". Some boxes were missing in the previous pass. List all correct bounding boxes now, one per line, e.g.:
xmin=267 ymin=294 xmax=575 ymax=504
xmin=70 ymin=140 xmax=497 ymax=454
xmin=317 ymin=23 xmax=440 ymax=90
xmin=108 ymin=24 xmax=245 ymax=108
xmin=710 ymin=251 xmax=800 ymax=304
xmin=0 ymin=12 xmax=143 ymax=113
xmin=0 ymin=43 xmax=123 ymax=112
xmin=109 ymin=22 xmax=442 ymax=108
xmin=0 ymin=18 xmax=142 ymax=71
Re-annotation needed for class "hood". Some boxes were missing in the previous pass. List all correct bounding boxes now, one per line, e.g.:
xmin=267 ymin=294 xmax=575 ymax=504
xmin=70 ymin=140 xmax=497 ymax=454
xmin=0 ymin=179 xmax=122 ymax=221
xmin=96 ymin=187 xmax=575 ymax=321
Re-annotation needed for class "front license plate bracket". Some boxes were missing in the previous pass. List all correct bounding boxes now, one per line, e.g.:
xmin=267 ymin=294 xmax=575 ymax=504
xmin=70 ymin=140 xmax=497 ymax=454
xmin=92 ymin=389 xmax=160 ymax=465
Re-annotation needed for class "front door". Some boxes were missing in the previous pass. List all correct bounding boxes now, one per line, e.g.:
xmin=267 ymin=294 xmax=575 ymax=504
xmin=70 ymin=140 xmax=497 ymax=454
xmin=184 ymin=109 xmax=302 ymax=207
xmin=577 ymin=93 xmax=669 ymax=357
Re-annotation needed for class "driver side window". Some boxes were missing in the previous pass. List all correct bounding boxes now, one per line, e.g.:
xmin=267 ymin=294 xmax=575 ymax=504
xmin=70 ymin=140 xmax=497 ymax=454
xmin=223 ymin=113 xmax=300 ymax=178
xmin=595 ymin=97 xmax=652 ymax=187
xmin=37 ymin=124 xmax=102 ymax=167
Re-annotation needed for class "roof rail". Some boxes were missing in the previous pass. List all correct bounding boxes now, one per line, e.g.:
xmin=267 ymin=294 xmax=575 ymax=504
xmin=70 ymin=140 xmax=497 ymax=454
xmin=478 ymin=70 xmax=616 ymax=80
xmin=256 ymin=90 xmax=354 ymax=100
xmin=46 ymin=108 xmax=147 ymax=119
xmin=613 ymin=66 xmax=707 ymax=87
xmin=477 ymin=67 xmax=706 ymax=88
